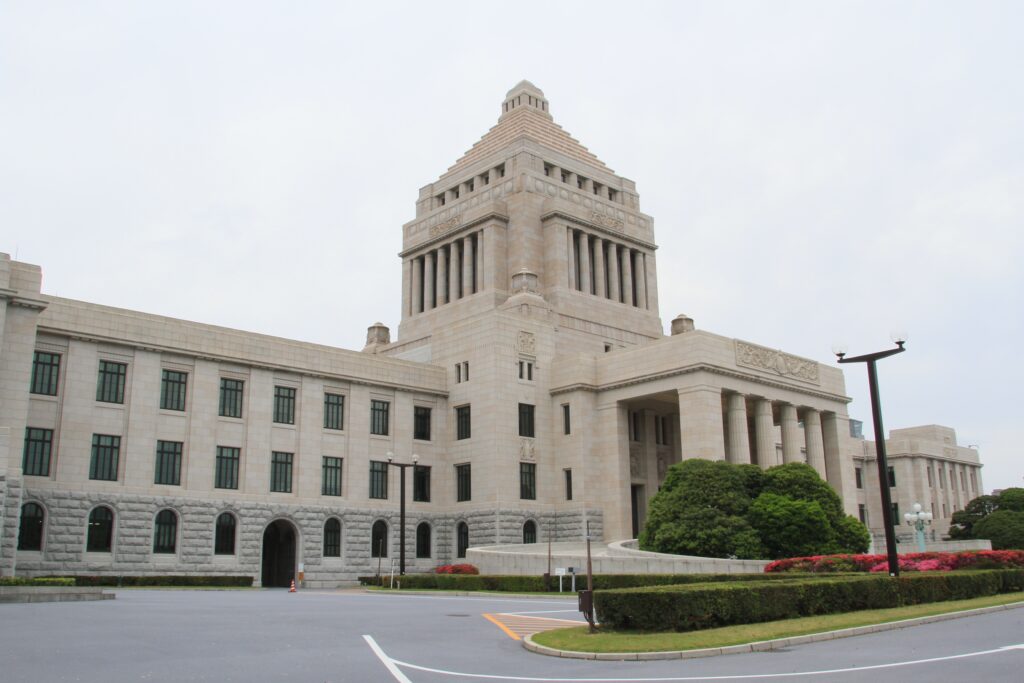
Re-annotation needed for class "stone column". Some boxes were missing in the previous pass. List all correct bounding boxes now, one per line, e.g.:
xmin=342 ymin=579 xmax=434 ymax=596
xmin=411 ymin=257 xmax=423 ymax=314
xmin=725 ymin=393 xmax=751 ymax=464
xmin=607 ymin=241 xmax=620 ymax=302
xmin=445 ymin=189 xmax=457 ymax=203
xmin=463 ymin=235 xmax=475 ymax=295
xmin=803 ymin=408 xmax=826 ymax=478
xmin=676 ymin=386 xmax=726 ymax=460
xmin=593 ymin=236 xmax=606 ymax=298
xmin=475 ymin=231 xmax=484 ymax=292
xmin=753 ymin=399 xmax=776 ymax=468
xmin=634 ymin=251 xmax=647 ymax=309
xmin=566 ymin=171 xmax=578 ymax=188
xmin=621 ymin=247 xmax=634 ymax=306
xmin=548 ymin=165 xmax=560 ymax=182
xmin=437 ymin=246 xmax=448 ymax=305
xmin=821 ymin=412 xmax=849 ymax=497
xmin=582 ymin=177 xmax=594 ymax=193
xmin=780 ymin=403 xmax=801 ymax=464
xmin=567 ymin=229 xmax=577 ymax=290
xmin=449 ymin=240 xmax=461 ymax=300
xmin=423 ymin=251 xmax=435 ymax=310
xmin=578 ymin=233 xmax=591 ymax=295
xmin=488 ymin=167 xmax=500 ymax=185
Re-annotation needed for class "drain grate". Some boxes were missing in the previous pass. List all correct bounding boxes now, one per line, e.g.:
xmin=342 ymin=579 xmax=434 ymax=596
xmin=446 ymin=613 xmax=471 ymax=617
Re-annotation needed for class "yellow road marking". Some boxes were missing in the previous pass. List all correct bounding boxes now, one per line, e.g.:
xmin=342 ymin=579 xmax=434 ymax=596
xmin=483 ymin=613 xmax=521 ymax=640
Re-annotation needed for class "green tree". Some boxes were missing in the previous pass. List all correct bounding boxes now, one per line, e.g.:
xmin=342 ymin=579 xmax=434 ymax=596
xmin=971 ymin=510 xmax=1024 ymax=550
xmin=645 ymin=507 xmax=764 ymax=559
xmin=747 ymin=493 xmax=832 ymax=559
xmin=998 ymin=488 xmax=1024 ymax=512
xmin=948 ymin=495 xmax=998 ymax=539
xmin=760 ymin=463 xmax=844 ymax=520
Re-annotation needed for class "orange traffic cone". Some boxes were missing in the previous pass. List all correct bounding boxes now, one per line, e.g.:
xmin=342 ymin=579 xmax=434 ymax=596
xmin=289 ymin=579 xmax=297 ymax=593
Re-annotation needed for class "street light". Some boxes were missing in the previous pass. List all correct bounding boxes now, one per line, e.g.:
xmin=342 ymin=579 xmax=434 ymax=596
xmin=835 ymin=334 xmax=906 ymax=577
xmin=904 ymin=502 xmax=933 ymax=553
xmin=386 ymin=451 xmax=419 ymax=576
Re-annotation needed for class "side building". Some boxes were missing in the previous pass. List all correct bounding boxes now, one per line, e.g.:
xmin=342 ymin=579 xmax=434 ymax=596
xmin=0 ymin=81 xmax=976 ymax=585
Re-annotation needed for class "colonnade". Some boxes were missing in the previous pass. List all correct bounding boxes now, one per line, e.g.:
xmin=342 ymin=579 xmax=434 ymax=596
xmin=566 ymin=228 xmax=648 ymax=309
xmin=410 ymin=231 xmax=484 ymax=315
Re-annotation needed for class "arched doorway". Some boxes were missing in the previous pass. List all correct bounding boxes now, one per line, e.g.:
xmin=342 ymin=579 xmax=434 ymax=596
xmin=456 ymin=521 xmax=469 ymax=558
xmin=261 ymin=519 xmax=297 ymax=587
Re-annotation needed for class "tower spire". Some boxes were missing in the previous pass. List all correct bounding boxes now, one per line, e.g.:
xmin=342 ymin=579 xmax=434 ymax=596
xmin=501 ymin=80 xmax=550 ymax=119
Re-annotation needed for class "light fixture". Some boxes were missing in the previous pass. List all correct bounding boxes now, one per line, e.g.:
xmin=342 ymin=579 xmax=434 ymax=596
xmin=832 ymin=342 xmax=848 ymax=359
xmin=889 ymin=330 xmax=907 ymax=348
xmin=412 ymin=453 xmax=419 ymax=464
xmin=386 ymin=451 xmax=394 ymax=463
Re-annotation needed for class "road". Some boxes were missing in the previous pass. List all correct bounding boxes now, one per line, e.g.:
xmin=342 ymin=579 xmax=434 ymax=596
xmin=0 ymin=589 xmax=1021 ymax=682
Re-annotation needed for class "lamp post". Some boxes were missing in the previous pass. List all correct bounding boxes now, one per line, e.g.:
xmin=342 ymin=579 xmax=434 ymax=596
xmin=904 ymin=502 xmax=933 ymax=553
xmin=386 ymin=451 xmax=419 ymax=576
xmin=835 ymin=334 xmax=906 ymax=577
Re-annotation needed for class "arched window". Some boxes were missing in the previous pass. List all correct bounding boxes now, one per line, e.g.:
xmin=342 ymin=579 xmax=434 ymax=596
xmin=153 ymin=509 xmax=177 ymax=554
xmin=324 ymin=518 xmax=341 ymax=558
xmin=416 ymin=522 xmax=431 ymax=558
xmin=523 ymin=520 xmax=537 ymax=544
xmin=18 ymin=502 xmax=45 ymax=551
xmin=215 ymin=512 xmax=236 ymax=555
xmin=371 ymin=520 xmax=388 ymax=558
xmin=456 ymin=522 xmax=469 ymax=559
xmin=87 ymin=506 xmax=114 ymax=552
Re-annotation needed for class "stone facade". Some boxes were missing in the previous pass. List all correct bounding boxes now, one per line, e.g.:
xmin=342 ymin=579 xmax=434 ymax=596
xmin=0 ymin=82 xmax=984 ymax=586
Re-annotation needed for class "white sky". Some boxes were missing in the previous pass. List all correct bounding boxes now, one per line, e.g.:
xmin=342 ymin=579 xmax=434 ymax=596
xmin=2 ymin=2 xmax=1021 ymax=492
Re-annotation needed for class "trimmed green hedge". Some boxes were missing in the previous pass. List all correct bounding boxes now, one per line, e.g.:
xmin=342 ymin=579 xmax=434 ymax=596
xmin=39 ymin=575 xmax=254 ymax=587
xmin=595 ymin=569 xmax=1024 ymax=631
xmin=358 ymin=572 xmax=803 ymax=591
xmin=0 ymin=577 xmax=75 ymax=587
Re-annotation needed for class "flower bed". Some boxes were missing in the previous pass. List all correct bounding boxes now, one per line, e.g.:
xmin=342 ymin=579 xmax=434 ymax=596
xmin=764 ymin=550 xmax=1024 ymax=573
xmin=434 ymin=563 xmax=479 ymax=574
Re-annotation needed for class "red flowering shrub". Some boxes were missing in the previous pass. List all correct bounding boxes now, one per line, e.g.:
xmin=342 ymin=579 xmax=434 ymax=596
xmin=765 ymin=549 xmax=1024 ymax=573
xmin=434 ymin=563 xmax=479 ymax=575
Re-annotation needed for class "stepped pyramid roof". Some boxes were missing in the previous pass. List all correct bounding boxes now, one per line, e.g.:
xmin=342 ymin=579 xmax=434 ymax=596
xmin=445 ymin=81 xmax=612 ymax=176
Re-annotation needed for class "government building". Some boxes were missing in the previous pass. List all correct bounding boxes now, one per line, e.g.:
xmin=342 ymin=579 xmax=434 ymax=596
xmin=0 ymin=82 xmax=983 ymax=586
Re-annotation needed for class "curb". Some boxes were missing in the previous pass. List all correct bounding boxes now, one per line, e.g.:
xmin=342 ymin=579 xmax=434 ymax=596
xmin=522 ymin=600 xmax=1024 ymax=660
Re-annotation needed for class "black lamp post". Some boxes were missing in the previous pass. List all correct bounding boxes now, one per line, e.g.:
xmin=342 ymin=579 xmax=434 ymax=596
xmin=386 ymin=451 xmax=419 ymax=576
xmin=835 ymin=335 xmax=906 ymax=577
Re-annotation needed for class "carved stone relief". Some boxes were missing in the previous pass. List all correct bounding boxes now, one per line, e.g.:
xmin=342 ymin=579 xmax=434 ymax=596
xmin=590 ymin=212 xmax=624 ymax=231
xmin=519 ymin=439 xmax=536 ymax=460
xmin=429 ymin=215 xmax=461 ymax=238
xmin=734 ymin=341 xmax=820 ymax=384
xmin=517 ymin=330 xmax=536 ymax=355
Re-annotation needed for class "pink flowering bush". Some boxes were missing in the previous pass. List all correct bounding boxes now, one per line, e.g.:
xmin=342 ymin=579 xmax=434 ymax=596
xmin=434 ymin=563 xmax=479 ymax=575
xmin=764 ymin=549 xmax=1024 ymax=573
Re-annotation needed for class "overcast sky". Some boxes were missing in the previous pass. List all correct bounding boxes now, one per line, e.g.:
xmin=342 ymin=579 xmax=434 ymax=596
xmin=2 ymin=2 xmax=1021 ymax=493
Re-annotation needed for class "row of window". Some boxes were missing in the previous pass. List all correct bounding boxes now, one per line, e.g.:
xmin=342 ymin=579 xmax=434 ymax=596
xmin=434 ymin=163 xmax=506 ymax=207
xmin=542 ymin=162 xmax=620 ymax=203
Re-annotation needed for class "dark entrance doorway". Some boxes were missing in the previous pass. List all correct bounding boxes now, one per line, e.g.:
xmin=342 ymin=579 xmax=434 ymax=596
xmin=631 ymin=485 xmax=643 ymax=538
xmin=261 ymin=519 xmax=297 ymax=587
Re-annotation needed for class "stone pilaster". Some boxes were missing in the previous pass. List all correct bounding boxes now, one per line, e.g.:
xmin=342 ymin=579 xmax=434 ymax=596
xmin=449 ymin=241 xmax=461 ymax=300
xmin=423 ymin=251 xmax=435 ymax=310
xmin=677 ymin=386 xmax=725 ymax=460
xmin=578 ymin=232 xmax=591 ymax=295
xmin=725 ymin=393 xmax=751 ymax=464
xmin=621 ymin=247 xmax=633 ymax=306
xmin=607 ymin=241 xmax=620 ymax=302
xmin=462 ymin=235 xmax=475 ymax=295
xmin=592 ymin=236 xmax=606 ymax=298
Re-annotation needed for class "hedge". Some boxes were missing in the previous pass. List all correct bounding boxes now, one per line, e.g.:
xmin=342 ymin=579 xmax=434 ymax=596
xmin=595 ymin=569 xmax=1024 ymax=631
xmin=0 ymin=577 xmax=75 ymax=587
xmin=39 ymin=575 xmax=254 ymax=587
xmin=358 ymin=572 xmax=804 ymax=591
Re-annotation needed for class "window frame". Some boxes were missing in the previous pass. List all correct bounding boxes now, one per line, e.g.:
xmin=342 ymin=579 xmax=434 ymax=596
xmin=17 ymin=502 xmax=45 ymax=551
xmin=562 ymin=404 xmax=571 ymax=435
xmin=89 ymin=434 xmax=121 ymax=481
xmin=455 ymin=463 xmax=471 ymax=502
xmin=153 ymin=509 xmax=178 ymax=554
xmin=322 ymin=456 xmax=343 ymax=496
xmin=564 ymin=468 xmax=573 ymax=501
xmin=218 ymin=378 xmax=244 ymax=418
xmin=323 ymin=392 xmax=345 ymax=430
xmin=160 ymin=369 xmax=188 ymax=411
xmin=371 ymin=519 xmax=388 ymax=558
xmin=323 ymin=518 xmax=342 ymax=558
xmin=270 ymin=451 xmax=294 ymax=493
xmin=273 ymin=386 xmax=296 ymax=425
xmin=30 ymin=351 xmax=61 ymax=396
xmin=413 ymin=405 xmax=432 ymax=441
xmin=413 ymin=464 xmax=431 ymax=502
xmin=522 ymin=520 xmax=537 ymax=544
xmin=456 ymin=405 xmax=471 ymax=440
xmin=415 ymin=521 xmax=431 ymax=558
xmin=518 ymin=403 xmax=535 ymax=438
xmin=22 ymin=427 xmax=53 ymax=477
xmin=520 ymin=461 xmax=537 ymax=500
xmin=96 ymin=360 xmax=127 ymax=404
xmin=86 ymin=506 xmax=114 ymax=553
xmin=154 ymin=440 xmax=183 ymax=486
xmin=456 ymin=521 xmax=469 ymax=558
xmin=214 ymin=512 xmax=236 ymax=555
xmin=370 ymin=399 xmax=390 ymax=436
xmin=214 ymin=446 xmax=241 ymax=490
xmin=369 ymin=460 xmax=388 ymax=499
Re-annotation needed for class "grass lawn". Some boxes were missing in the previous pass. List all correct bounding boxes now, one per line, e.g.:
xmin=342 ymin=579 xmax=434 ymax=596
xmin=531 ymin=592 xmax=1024 ymax=653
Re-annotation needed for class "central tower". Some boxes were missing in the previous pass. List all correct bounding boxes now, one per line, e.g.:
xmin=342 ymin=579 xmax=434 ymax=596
xmin=396 ymin=81 xmax=663 ymax=349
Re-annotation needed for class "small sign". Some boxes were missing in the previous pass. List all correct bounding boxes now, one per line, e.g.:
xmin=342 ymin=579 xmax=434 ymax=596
xmin=298 ymin=563 xmax=305 ymax=573
xmin=555 ymin=568 xmax=566 ymax=576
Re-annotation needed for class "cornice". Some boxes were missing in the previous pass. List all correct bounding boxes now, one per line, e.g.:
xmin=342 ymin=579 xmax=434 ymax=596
xmin=541 ymin=209 xmax=657 ymax=250
xmin=0 ymin=288 xmax=48 ymax=311
xmin=399 ymin=211 xmax=509 ymax=257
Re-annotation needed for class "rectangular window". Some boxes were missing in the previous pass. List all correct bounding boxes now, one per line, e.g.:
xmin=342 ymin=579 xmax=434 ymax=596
xmin=89 ymin=434 xmax=121 ymax=481
xmin=926 ymin=466 xmax=933 ymax=487
xmin=456 ymin=463 xmax=471 ymax=502
xmin=518 ymin=403 xmax=535 ymax=438
xmin=370 ymin=399 xmax=390 ymax=435
xmin=518 ymin=360 xmax=534 ymax=380
xmin=971 ymin=472 xmax=977 ymax=491
xmin=891 ymin=502 xmax=900 ymax=523
xmin=369 ymin=460 xmax=388 ymax=499
xmin=215 ymin=446 xmax=240 ymax=489
xmin=154 ymin=440 xmax=183 ymax=485
xmin=564 ymin=468 xmax=573 ymax=500
xmin=219 ymin=378 xmax=244 ymax=418
xmin=942 ymin=503 xmax=948 ymax=517
xmin=855 ymin=467 xmax=863 ymax=489
xmin=887 ymin=465 xmax=896 ymax=487
xmin=858 ymin=504 xmax=866 ymax=524
xmin=22 ymin=427 xmax=53 ymax=477
xmin=96 ymin=360 xmax=127 ymax=404
xmin=520 ymin=462 xmax=536 ymax=500
xmin=562 ymin=404 xmax=571 ymax=435
xmin=455 ymin=363 xmax=462 ymax=383
xmin=30 ymin=351 xmax=61 ymax=396
xmin=322 ymin=456 xmax=343 ymax=496
xmin=456 ymin=405 xmax=471 ymax=440
xmin=323 ymin=393 xmax=345 ymax=430
xmin=463 ymin=361 xmax=469 ymax=381
xmin=270 ymin=451 xmax=293 ymax=493
xmin=160 ymin=370 xmax=188 ymax=411
xmin=273 ymin=386 xmax=296 ymax=424
xmin=413 ymin=464 xmax=431 ymax=502
xmin=960 ymin=471 xmax=966 ymax=490
xmin=413 ymin=406 xmax=432 ymax=441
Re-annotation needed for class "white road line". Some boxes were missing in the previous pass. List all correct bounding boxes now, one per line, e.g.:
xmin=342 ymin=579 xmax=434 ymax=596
xmin=380 ymin=642 xmax=1024 ymax=682
xmin=502 ymin=609 xmax=581 ymax=616
xmin=363 ymin=635 xmax=414 ymax=683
